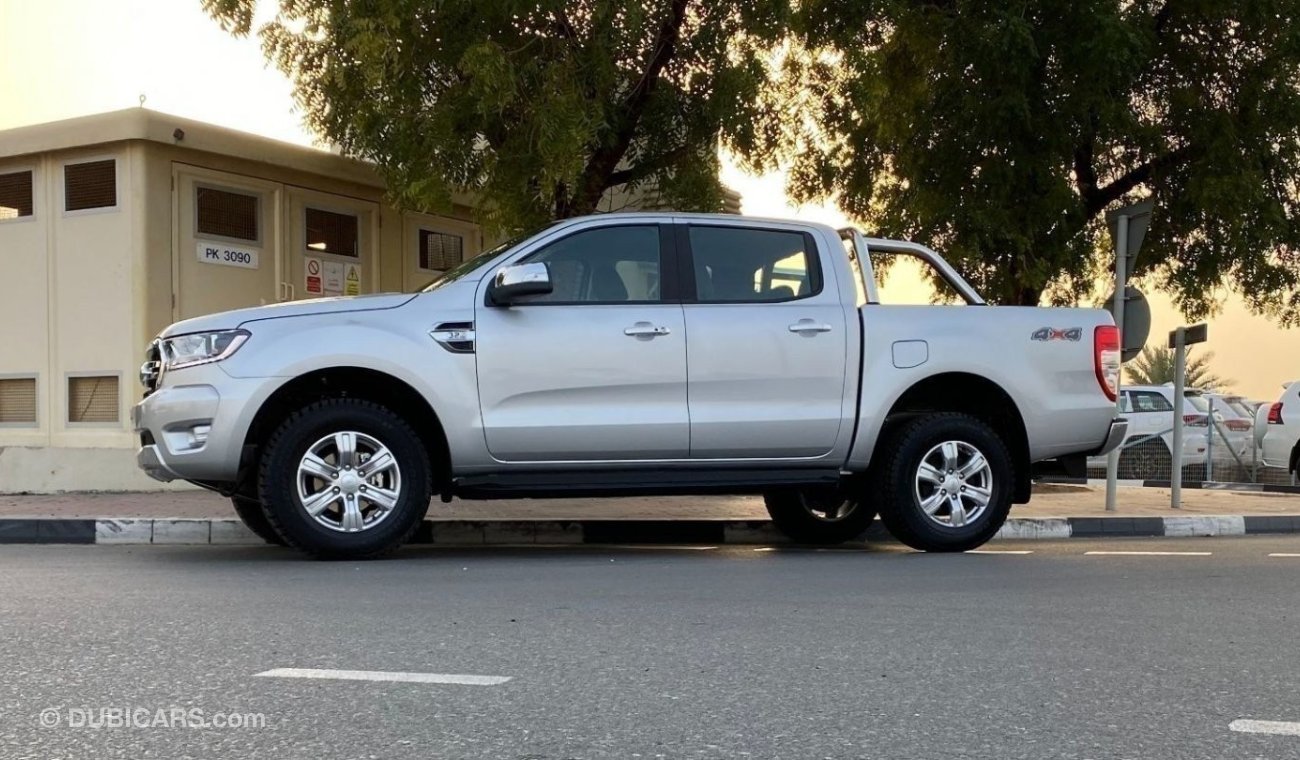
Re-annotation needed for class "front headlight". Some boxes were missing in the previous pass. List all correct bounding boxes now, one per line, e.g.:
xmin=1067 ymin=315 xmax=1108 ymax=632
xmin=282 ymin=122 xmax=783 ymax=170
xmin=160 ymin=330 xmax=250 ymax=371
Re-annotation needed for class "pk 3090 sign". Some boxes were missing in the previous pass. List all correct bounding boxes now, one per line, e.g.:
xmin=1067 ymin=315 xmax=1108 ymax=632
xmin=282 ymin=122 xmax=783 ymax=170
xmin=196 ymin=242 xmax=259 ymax=270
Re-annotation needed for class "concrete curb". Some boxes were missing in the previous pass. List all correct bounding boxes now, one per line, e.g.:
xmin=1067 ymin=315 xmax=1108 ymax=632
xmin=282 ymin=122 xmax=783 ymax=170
xmin=1041 ymin=477 xmax=1300 ymax=494
xmin=1 ymin=514 xmax=1298 ymax=546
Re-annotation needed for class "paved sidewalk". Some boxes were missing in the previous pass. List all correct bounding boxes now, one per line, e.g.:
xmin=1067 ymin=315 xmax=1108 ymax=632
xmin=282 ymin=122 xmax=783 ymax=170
xmin=2 ymin=484 xmax=1299 ymax=520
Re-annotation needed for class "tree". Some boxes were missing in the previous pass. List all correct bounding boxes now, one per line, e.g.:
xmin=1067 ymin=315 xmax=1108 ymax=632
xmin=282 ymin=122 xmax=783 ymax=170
xmin=772 ymin=1 xmax=1300 ymax=321
xmin=1124 ymin=345 xmax=1231 ymax=391
xmin=203 ymin=0 xmax=791 ymax=231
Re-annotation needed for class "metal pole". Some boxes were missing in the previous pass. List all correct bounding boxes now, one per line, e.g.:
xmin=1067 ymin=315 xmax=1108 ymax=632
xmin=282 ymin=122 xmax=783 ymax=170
xmin=1205 ymin=396 xmax=1215 ymax=483
xmin=1252 ymin=424 xmax=1259 ymax=483
xmin=1171 ymin=328 xmax=1186 ymax=508
xmin=1105 ymin=214 xmax=1129 ymax=512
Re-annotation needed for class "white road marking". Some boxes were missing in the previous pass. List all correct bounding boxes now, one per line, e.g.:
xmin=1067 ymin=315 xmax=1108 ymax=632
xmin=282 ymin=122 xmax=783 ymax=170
xmin=601 ymin=545 xmax=718 ymax=551
xmin=1268 ymin=553 xmax=1300 ymax=558
xmin=750 ymin=546 xmax=867 ymax=553
xmin=1229 ymin=719 xmax=1300 ymax=736
xmin=255 ymin=668 xmax=511 ymax=686
xmin=966 ymin=549 xmax=1033 ymax=555
xmin=1084 ymin=551 xmax=1212 ymax=556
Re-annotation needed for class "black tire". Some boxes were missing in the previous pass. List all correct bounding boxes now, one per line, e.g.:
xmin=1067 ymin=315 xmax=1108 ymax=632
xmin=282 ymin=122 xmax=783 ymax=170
xmin=230 ymin=494 xmax=286 ymax=546
xmin=258 ymin=398 xmax=432 ymax=559
xmin=876 ymin=413 xmax=1014 ymax=553
xmin=764 ymin=486 xmax=877 ymax=544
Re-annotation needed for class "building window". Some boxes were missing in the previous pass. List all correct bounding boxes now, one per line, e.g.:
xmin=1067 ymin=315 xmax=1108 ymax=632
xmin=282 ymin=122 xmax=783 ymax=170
xmin=418 ymin=229 xmax=464 ymax=271
xmin=0 ymin=170 xmax=34 ymax=220
xmin=197 ymin=186 xmax=259 ymax=242
xmin=305 ymin=207 xmax=358 ymax=257
xmin=68 ymin=375 xmax=119 ymax=424
xmin=64 ymin=159 xmax=117 ymax=212
xmin=0 ymin=377 xmax=37 ymax=425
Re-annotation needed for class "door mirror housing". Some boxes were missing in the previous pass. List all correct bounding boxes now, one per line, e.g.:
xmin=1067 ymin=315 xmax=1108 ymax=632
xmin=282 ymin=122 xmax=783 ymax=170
xmin=488 ymin=262 xmax=552 ymax=306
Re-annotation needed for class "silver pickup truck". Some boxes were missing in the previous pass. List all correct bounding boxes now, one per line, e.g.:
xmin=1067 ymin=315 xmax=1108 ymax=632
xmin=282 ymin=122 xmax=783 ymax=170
xmin=134 ymin=213 xmax=1125 ymax=558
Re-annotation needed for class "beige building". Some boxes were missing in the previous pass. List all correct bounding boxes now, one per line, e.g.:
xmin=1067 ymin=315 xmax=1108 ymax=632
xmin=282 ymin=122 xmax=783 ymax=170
xmin=0 ymin=108 xmax=739 ymax=492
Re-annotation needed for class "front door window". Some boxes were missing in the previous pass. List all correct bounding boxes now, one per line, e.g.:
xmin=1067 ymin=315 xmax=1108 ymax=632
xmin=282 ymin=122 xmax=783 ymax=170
xmin=521 ymin=225 xmax=662 ymax=304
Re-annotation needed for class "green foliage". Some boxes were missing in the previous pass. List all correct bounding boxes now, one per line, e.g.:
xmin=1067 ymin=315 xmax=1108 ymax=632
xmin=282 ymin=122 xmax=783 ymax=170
xmin=203 ymin=0 xmax=792 ymax=232
xmin=770 ymin=1 xmax=1300 ymax=319
xmin=1124 ymin=345 xmax=1231 ymax=391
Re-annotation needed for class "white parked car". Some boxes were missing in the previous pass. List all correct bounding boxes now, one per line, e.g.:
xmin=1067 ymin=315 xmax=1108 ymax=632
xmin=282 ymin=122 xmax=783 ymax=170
xmin=1088 ymin=384 xmax=1208 ymax=473
xmin=1187 ymin=390 xmax=1253 ymax=460
xmin=1211 ymin=393 xmax=1259 ymax=421
xmin=1260 ymin=382 xmax=1300 ymax=478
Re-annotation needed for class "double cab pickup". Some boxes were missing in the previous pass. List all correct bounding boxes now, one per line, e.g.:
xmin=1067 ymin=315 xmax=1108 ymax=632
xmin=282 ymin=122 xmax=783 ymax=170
xmin=135 ymin=213 xmax=1126 ymax=558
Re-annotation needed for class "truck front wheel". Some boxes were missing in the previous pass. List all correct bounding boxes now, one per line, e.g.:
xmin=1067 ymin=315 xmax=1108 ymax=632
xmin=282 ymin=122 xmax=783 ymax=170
xmin=258 ymin=399 xmax=432 ymax=559
xmin=763 ymin=487 xmax=877 ymax=544
xmin=876 ymin=413 xmax=1013 ymax=552
xmin=230 ymin=494 xmax=286 ymax=546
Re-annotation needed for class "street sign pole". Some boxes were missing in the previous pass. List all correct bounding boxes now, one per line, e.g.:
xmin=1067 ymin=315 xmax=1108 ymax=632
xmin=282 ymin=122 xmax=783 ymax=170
xmin=1171 ymin=328 xmax=1187 ymax=509
xmin=1167 ymin=322 xmax=1207 ymax=508
xmin=1104 ymin=214 xmax=1129 ymax=513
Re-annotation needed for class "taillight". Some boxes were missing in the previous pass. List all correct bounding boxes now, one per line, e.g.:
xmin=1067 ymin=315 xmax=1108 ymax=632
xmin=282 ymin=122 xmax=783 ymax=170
xmin=1225 ymin=419 xmax=1252 ymax=432
xmin=1094 ymin=325 xmax=1120 ymax=401
xmin=1268 ymin=402 xmax=1284 ymax=424
xmin=1183 ymin=414 xmax=1209 ymax=427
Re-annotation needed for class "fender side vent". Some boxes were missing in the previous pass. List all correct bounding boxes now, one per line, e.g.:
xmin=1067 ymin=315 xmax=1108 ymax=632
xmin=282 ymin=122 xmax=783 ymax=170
xmin=430 ymin=321 xmax=475 ymax=354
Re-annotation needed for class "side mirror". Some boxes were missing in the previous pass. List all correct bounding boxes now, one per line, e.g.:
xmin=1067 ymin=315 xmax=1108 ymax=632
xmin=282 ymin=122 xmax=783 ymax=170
xmin=487 ymin=262 xmax=552 ymax=306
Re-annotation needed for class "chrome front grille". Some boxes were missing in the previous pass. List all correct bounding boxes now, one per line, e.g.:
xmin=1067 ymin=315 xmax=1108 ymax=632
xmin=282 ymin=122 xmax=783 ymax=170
xmin=139 ymin=340 xmax=162 ymax=396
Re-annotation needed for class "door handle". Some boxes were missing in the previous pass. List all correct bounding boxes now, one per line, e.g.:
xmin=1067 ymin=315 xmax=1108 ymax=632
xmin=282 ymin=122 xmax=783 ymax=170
xmin=788 ymin=319 xmax=832 ymax=334
xmin=624 ymin=323 xmax=671 ymax=337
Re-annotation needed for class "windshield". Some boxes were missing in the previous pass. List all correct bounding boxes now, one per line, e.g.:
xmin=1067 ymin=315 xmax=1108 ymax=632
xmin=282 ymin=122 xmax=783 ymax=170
xmin=1229 ymin=400 xmax=1254 ymax=418
xmin=1185 ymin=394 xmax=1232 ymax=419
xmin=418 ymin=223 xmax=557 ymax=292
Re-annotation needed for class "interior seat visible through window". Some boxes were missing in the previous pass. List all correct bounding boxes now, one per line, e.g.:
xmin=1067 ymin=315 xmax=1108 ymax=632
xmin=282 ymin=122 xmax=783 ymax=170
xmin=686 ymin=226 xmax=819 ymax=303
xmin=521 ymin=225 xmax=661 ymax=303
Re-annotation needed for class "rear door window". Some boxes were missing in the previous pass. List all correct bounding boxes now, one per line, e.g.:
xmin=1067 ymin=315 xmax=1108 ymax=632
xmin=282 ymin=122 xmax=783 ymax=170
xmin=686 ymin=226 xmax=820 ymax=302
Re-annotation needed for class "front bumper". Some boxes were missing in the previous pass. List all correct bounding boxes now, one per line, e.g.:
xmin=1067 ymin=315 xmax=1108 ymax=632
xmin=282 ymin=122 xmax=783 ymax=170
xmin=137 ymin=443 xmax=181 ymax=482
xmin=132 ymin=366 xmax=275 ymax=484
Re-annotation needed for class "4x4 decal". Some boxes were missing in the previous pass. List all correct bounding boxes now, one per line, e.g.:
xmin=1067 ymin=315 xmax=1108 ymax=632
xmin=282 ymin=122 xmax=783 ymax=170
xmin=1031 ymin=327 xmax=1083 ymax=342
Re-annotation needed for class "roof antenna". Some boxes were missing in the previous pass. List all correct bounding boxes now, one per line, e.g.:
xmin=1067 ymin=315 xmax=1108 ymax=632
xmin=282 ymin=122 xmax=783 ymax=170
xmin=138 ymin=94 xmax=147 ymax=108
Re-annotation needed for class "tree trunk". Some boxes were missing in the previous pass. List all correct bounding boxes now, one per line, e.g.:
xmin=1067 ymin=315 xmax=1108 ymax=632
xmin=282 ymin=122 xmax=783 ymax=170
xmin=1015 ymin=284 xmax=1042 ymax=306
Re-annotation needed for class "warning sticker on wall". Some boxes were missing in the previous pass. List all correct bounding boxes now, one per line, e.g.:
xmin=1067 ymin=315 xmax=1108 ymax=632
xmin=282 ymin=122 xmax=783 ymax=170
xmin=344 ymin=264 xmax=361 ymax=296
xmin=304 ymin=257 xmax=323 ymax=295
xmin=323 ymin=261 xmax=345 ymax=296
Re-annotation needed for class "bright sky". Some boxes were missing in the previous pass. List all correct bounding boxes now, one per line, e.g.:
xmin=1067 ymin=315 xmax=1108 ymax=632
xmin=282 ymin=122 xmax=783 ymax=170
xmin=2 ymin=0 xmax=1297 ymax=400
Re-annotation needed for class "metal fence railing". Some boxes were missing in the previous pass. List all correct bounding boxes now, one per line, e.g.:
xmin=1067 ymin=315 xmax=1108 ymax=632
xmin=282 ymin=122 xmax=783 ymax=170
xmin=1085 ymin=397 xmax=1285 ymax=485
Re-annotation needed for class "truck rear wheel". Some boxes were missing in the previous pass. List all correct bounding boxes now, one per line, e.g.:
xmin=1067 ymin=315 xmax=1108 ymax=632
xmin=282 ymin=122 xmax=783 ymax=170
xmin=876 ymin=413 xmax=1013 ymax=552
xmin=230 ymin=494 xmax=286 ymax=546
xmin=763 ymin=487 xmax=876 ymax=544
xmin=258 ymin=399 xmax=432 ymax=559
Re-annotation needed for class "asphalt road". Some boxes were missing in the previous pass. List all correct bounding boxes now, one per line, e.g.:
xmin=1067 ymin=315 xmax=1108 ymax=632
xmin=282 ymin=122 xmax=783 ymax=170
xmin=2 ymin=537 xmax=1299 ymax=759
